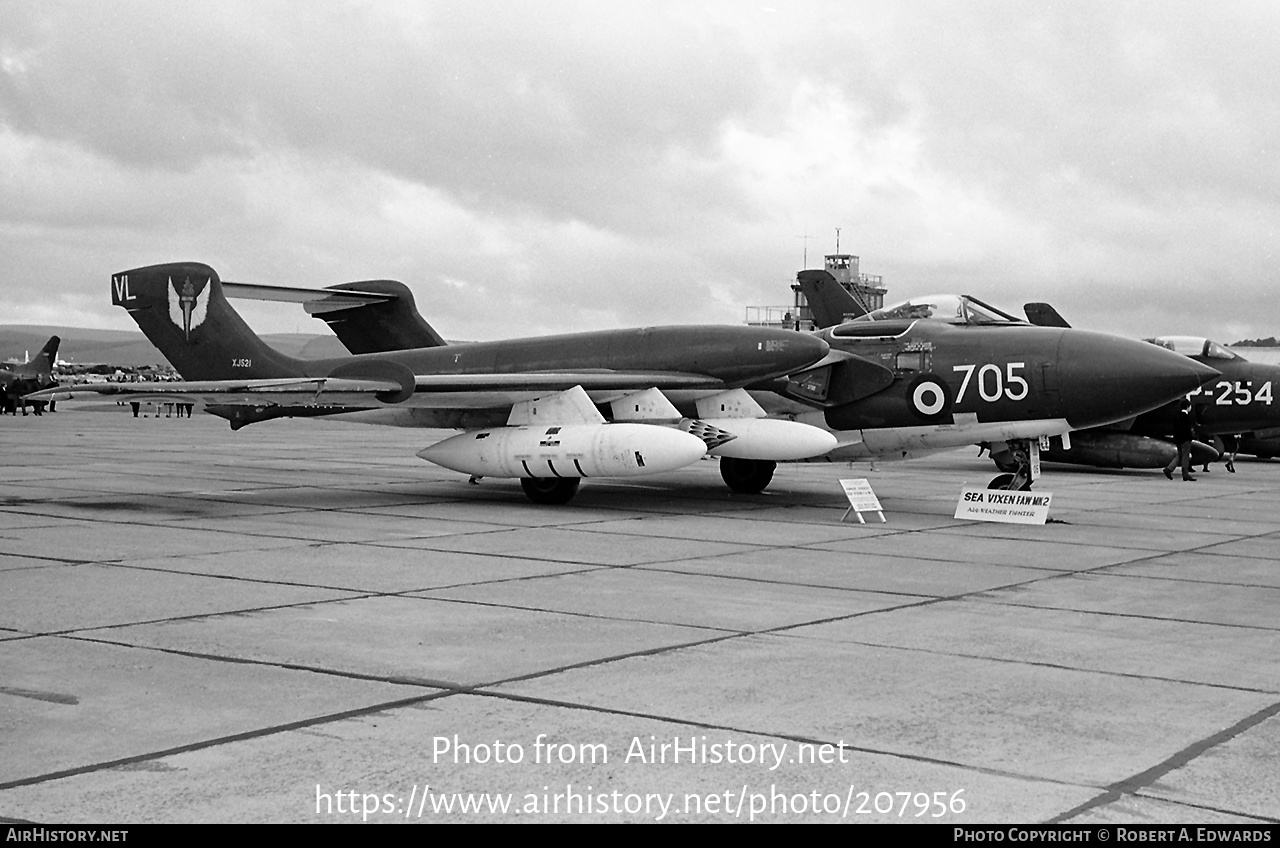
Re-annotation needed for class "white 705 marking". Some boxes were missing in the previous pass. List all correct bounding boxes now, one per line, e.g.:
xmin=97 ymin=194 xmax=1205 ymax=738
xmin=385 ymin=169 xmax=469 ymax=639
xmin=953 ymin=363 xmax=1028 ymax=403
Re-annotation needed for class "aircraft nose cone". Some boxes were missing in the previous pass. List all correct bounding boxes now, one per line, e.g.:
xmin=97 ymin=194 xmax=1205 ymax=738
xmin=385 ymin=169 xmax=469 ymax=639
xmin=1059 ymin=331 xmax=1221 ymax=428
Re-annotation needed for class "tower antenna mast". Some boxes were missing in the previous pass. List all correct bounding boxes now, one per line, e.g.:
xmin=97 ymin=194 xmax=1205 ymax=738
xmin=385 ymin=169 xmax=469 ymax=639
xmin=796 ymin=229 xmax=812 ymax=269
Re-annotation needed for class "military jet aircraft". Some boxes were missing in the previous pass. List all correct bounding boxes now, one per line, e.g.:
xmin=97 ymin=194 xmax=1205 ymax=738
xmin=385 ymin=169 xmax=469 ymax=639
xmin=2 ymin=335 xmax=59 ymax=415
xmin=291 ymin=267 xmax=1221 ymax=492
xmin=28 ymin=262 xmax=838 ymax=504
xmin=774 ymin=271 xmax=1220 ymax=490
xmin=1007 ymin=301 xmax=1280 ymax=470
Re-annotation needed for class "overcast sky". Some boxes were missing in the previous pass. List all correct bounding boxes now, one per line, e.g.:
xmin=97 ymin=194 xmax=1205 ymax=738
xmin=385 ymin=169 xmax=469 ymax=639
xmin=2 ymin=1 xmax=1277 ymax=343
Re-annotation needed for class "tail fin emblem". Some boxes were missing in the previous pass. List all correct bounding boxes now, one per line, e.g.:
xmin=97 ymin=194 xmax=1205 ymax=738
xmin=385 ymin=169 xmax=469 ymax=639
xmin=168 ymin=277 xmax=209 ymax=340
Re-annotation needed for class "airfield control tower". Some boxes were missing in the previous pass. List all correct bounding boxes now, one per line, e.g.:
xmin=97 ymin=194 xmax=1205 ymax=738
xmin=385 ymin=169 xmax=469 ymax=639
xmin=745 ymin=252 xmax=887 ymax=330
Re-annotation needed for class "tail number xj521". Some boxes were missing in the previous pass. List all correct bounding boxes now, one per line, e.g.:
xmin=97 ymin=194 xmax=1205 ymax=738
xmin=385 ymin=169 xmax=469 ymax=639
xmin=1196 ymin=380 xmax=1274 ymax=406
xmin=953 ymin=363 xmax=1029 ymax=403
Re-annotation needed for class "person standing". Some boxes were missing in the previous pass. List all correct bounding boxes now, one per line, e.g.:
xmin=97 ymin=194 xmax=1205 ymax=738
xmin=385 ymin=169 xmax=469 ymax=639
xmin=1223 ymin=433 xmax=1240 ymax=473
xmin=1164 ymin=398 xmax=1196 ymax=481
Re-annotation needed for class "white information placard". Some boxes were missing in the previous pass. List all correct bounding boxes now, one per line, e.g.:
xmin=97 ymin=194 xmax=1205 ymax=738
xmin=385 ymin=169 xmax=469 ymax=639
xmin=839 ymin=478 xmax=885 ymax=524
xmin=954 ymin=487 xmax=1052 ymax=525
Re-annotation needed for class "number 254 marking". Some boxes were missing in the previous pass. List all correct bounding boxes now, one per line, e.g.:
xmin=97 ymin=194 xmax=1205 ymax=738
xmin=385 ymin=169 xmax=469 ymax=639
xmin=1201 ymin=380 xmax=1273 ymax=406
xmin=953 ymin=363 xmax=1028 ymax=403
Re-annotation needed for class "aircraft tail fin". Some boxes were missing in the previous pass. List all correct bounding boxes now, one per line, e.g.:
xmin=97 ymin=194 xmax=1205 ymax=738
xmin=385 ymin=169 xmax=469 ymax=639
xmin=17 ymin=335 xmax=59 ymax=379
xmin=1023 ymin=302 xmax=1072 ymax=328
xmin=797 ymin=269 xmax=868 ymax=328
xmin=318 ymin=280 xmax=447 ymax=353
xmin=111 ymin=262 xmax=300 ymax=380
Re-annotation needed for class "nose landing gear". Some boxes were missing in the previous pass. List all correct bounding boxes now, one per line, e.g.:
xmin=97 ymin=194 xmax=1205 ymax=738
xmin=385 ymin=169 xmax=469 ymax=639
xmin=988 ymin=439 xmax=1033 ymax=491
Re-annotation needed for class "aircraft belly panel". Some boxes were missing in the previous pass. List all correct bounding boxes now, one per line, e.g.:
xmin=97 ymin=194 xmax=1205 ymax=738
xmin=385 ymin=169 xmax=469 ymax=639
xmin=824 ymin=418 xmax=1071 ymax=460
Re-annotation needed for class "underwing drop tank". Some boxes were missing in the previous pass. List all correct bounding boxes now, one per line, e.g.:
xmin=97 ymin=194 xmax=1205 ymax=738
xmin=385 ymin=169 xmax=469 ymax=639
xmin=1042 ymin=432 xmax=1221 ymax=469
xmin=700 ymin=418 xmax=837 ymax=460
xmin=417 ymin=423 xmax=709 ymax=479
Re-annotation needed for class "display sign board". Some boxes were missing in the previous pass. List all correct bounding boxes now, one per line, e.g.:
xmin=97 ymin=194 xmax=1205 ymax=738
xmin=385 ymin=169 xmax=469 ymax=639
xmin=954 ymin=487 xmax=1052 ymax=525
xmin=839 ymin=478 xmax=885 ymax=524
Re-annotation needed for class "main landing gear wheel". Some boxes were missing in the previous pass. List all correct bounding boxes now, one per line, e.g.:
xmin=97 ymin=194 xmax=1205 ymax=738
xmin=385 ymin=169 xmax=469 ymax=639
xmin=719 ymin=457 xmax=776 ymax=494
xmin=520 ymin=477 xmax=581 ymax=505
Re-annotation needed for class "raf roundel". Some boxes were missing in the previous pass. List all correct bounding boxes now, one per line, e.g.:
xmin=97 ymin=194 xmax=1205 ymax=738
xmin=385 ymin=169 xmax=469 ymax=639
xmin=908 ymin=374 xmax=951 ymax=420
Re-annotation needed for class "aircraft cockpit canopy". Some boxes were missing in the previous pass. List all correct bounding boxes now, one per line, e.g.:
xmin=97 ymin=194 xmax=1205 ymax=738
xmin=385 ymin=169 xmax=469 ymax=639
xmin=854 ymin=294 xmax=1025 ymax=326
xmin=1145 ymin=336 xmax=1242 ymax=361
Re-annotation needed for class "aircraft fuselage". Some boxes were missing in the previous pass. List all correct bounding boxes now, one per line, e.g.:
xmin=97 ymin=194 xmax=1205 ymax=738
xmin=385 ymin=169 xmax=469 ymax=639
xmin=1181 ymin=358 xmax=1279 ymax=434
xmin=761 ymin=319 xmax=1218 ymax=459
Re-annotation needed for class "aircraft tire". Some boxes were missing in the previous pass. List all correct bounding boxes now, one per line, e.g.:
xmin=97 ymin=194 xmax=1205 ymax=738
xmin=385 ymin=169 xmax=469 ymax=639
xmin=520 ymin=477 xmax=581 ymax=505
xmin=720 ymin=457 xmax=776 ymax=493
xmin=987 ymin=473 xmax=1032 ymax=492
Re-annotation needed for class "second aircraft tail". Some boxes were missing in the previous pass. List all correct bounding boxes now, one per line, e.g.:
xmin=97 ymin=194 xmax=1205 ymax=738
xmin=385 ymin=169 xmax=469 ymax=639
xmin=16 ymin=335 xmax=59 ymax=380
xmin=111 ymin=262 xmax=301 ymax=381
xmin=796 ymin=269 xmax=869 ymax=328
xmin=317 ymin=280 xmax=447 ymax=353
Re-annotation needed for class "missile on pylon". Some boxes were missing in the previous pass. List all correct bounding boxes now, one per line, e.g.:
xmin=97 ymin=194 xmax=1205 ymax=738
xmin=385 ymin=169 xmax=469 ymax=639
xmin=417 ymin=423 xmax=709 ymax=478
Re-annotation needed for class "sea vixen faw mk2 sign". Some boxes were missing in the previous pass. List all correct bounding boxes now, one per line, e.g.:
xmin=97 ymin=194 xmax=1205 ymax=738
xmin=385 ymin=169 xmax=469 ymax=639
xmin=955 ymin=487 xmax=1052 ymax=525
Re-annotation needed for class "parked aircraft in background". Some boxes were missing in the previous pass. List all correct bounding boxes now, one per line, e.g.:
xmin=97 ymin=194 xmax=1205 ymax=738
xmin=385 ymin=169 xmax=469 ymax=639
xmin=1012 ymin=303 xmax=1280 ymax=470
xmin=787 ymin=271 xmax=1220 ymax=489
xmin=2 ymin=335 xmax=59 ymax=415
xmin=28 ymin=262 xmax=836 ymax=503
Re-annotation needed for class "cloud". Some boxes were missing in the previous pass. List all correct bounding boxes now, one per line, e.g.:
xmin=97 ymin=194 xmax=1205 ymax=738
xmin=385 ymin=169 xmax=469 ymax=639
xmin=2 ymin=0 xmax=1278 ymax=344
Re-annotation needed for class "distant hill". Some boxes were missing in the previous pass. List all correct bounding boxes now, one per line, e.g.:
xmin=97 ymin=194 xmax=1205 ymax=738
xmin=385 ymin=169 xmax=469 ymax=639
xmin=0 ymin=324 xmax=349 ymax=369
xmin=1230 ymin=337 xmax=1280 ymax=347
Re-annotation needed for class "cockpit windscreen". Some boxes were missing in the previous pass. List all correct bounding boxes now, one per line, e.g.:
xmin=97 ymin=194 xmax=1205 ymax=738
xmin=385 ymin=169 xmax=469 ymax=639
xmin=855 ymin=294 xmax=1024 ymax=325
xmin=1146 ymin=336 xmax=1242 ymax=360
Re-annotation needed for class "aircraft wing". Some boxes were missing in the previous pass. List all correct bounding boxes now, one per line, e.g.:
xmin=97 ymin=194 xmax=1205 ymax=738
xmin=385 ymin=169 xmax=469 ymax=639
xmin=22 ymin=376 xmax=406 ymax=407
xmin=412 ymin=371 xmax=721 ymax=392
xmin=25 ymin=371 xmax=725 ymax=410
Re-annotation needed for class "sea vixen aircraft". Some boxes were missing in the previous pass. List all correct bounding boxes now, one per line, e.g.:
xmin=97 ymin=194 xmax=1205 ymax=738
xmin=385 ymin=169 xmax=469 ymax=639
xmin=1010 ymin=303 xmax=1280 ymax=470
xmin=31 ymin=262 xmax=836 ymax=504
xmin=2 ymin=335 xmax=59 ymax=415
xmin=782 ymin=271 xmax=1219 ymax=489
xmin=225 ymin=267 xmax=1220 ymax=492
